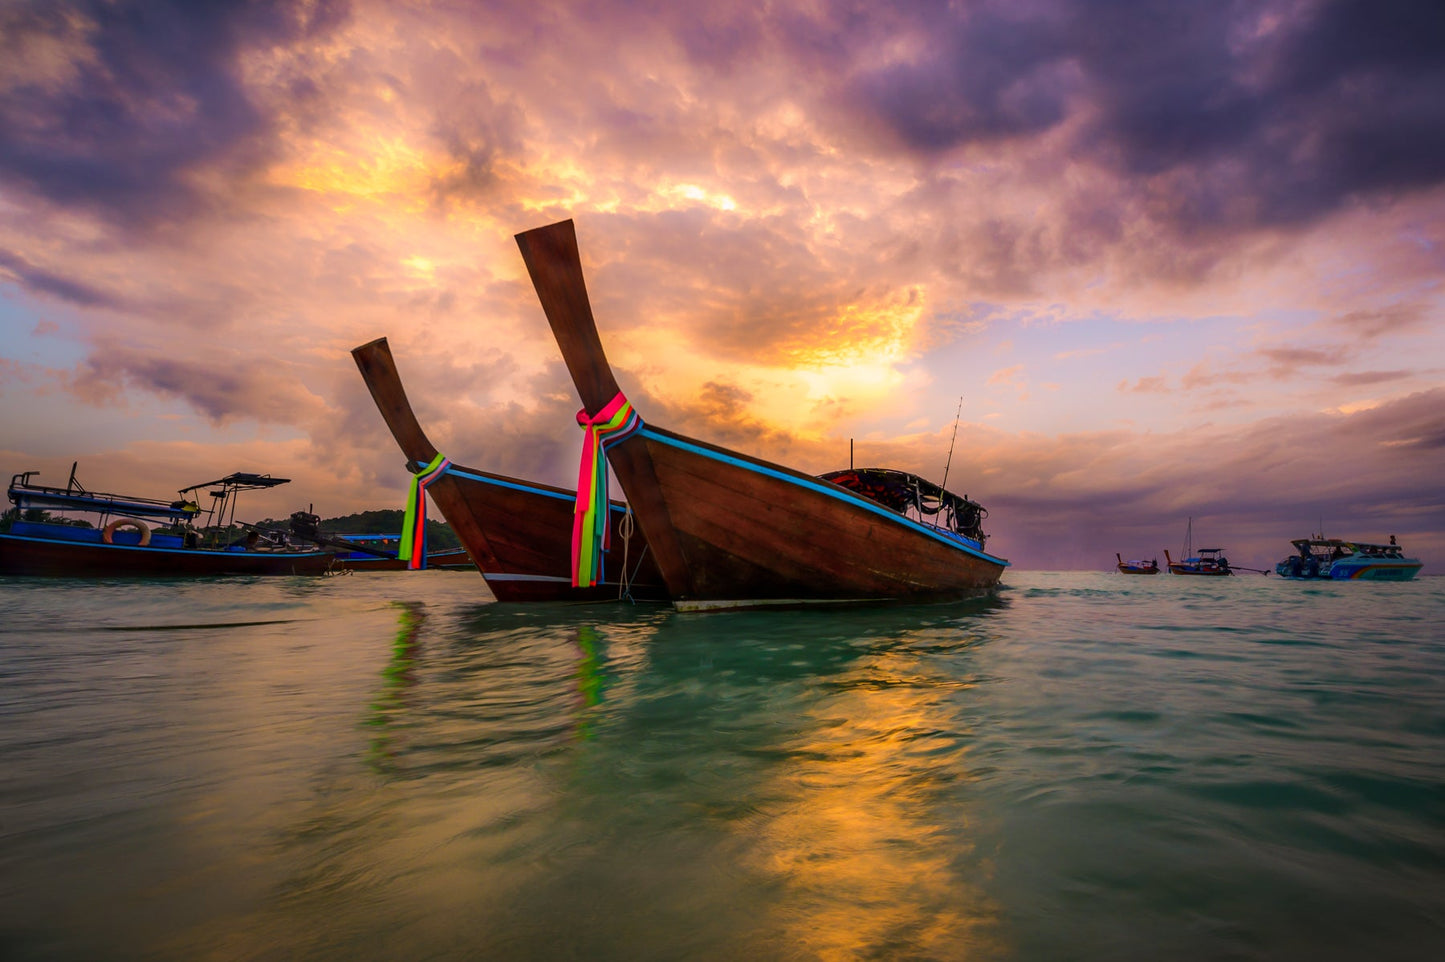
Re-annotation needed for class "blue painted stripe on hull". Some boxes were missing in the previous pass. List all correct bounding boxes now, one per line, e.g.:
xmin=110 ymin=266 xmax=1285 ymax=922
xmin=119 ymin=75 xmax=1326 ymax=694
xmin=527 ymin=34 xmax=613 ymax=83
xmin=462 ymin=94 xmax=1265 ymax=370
xmin=442 ymin=466 xmax=633 ymax=513
xmin=637 ymin=428 xmax=1009 ymax=567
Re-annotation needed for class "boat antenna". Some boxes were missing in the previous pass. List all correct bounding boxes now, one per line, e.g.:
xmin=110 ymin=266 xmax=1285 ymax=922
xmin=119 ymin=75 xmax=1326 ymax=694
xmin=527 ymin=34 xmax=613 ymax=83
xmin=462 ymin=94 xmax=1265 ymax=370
xmin=940 ymin=396 xmax=963 ymax=492
xmin=850 ymin=438 xmax=854 ymax=471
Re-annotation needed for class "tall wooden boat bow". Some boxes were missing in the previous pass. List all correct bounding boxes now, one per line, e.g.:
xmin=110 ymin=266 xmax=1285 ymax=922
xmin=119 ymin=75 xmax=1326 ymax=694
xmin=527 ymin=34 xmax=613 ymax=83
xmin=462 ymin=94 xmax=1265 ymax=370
xmin=350 ymin=337 xmax=666 ymax=602
xmin=515 ymin=218 xmax=1009 ymax=611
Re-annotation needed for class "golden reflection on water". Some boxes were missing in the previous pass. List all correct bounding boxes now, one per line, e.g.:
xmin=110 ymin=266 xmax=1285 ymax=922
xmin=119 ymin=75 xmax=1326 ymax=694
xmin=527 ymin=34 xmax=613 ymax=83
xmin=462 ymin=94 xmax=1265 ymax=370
xmin=740 ymin=648 xmax=1002 ymax=960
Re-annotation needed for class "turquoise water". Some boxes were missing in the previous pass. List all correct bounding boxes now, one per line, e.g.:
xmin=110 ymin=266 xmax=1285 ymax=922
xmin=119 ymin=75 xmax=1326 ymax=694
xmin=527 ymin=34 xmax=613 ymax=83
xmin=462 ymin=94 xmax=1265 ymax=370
xmin=1 ymin=571 xmax=1441 ymax=960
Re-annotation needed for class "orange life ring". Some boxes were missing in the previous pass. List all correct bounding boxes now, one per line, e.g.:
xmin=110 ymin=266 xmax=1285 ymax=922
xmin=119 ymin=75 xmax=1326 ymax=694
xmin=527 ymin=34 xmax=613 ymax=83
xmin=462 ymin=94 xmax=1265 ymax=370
xmin=102 ymin=518 xmax=151 ymax=546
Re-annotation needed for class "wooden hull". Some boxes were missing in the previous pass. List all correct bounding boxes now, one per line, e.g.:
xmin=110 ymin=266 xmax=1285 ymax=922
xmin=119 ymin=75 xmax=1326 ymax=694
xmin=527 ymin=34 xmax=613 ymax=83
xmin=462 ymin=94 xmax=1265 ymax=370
xmin=1164 ymin=548 xmax=1232 ymax=576
xmin=620 ymin=427 xmax=1007 ymax=608
xmin=0 ymin=532 xmax=336 ymax=577
xmin=1117 ymin=565 xmax=1159 ymax=574
xmin=1166 ymin=565 xmax=1231 ymax=576
xmin=515 ymin=219 xmax=1008 ymax=610
xmin=351 ymin=338 xmax=667 ymax=603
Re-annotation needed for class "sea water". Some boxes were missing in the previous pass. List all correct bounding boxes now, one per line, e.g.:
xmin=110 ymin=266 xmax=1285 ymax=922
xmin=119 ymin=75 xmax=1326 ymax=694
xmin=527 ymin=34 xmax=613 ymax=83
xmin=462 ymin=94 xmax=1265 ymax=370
xmin=0 ymin=571 xmax=1441 ymax=961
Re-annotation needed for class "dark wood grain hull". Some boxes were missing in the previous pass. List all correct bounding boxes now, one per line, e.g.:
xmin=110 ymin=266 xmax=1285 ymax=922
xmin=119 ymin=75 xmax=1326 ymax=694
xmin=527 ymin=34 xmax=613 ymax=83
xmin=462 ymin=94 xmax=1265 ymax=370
xmin=0 ymin=533 xmax=336 ymax=577
xmin=395 ymin=463 xmax=666 ymax=601
xmin=515 ymin=219 xmax=1008 ymax=610
xmin=351 ymin=338 xmax=668 ymax=603
xmin=603 ymin=426 xmax=1006 ymax=609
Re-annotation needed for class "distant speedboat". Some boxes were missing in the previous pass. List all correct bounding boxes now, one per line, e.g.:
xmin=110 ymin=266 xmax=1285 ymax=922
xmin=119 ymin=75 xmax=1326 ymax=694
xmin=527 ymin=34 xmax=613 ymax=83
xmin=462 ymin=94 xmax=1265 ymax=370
xmin=1275 ymin=536 xmax=1423 ymax=581
xmin=0 ymin=465 xmax=336 ymax=577
xmin=1116 ymin=554 xmax=1159 ymax=574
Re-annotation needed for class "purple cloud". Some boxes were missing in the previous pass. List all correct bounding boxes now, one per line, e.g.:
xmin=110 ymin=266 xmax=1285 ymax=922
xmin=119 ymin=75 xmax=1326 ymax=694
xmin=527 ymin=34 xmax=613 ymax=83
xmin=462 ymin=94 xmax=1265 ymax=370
xmin=0 ymin=0 xmax=349 ymax=229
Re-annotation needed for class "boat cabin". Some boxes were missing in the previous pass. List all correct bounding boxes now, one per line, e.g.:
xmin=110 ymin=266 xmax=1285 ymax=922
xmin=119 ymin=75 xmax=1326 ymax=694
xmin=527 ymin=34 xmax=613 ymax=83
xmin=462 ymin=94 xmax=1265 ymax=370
xmin=819 ymin=467 xmax=989 ymax=548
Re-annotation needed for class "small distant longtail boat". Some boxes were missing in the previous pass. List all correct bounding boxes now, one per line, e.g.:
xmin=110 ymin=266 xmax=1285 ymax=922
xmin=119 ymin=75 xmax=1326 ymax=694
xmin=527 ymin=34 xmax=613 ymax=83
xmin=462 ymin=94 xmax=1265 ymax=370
xmin=351 ymin=337 xmax=667 ymax=602
xmin=282 ymin=518 xmax=476 ymax=572
xmin=515 ymin=218 xmax=1008 ymax=611
xmin=0 ymin=466 xmax=336 ymax=576
xmin=1116 ymin=553 xmax=1159 ymax=574
xmin=1275 ymin=536 xmax=1422 ymax=581
xmin=1164 ymin=518 xmax=1233 ymax=575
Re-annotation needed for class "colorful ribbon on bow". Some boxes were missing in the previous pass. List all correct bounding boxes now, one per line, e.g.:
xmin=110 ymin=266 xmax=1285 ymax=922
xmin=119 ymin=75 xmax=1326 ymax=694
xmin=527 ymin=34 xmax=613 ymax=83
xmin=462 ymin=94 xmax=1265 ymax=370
xmin=572 ymin=392 xmax=642 ymax=587
xmin=400 ymin=452 xmax=451 ymax=569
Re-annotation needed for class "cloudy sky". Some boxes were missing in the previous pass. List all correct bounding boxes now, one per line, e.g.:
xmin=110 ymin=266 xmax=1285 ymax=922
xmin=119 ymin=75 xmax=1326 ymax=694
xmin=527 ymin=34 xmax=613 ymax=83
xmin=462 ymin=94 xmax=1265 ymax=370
xmin=2 ymin=0 xmax=1442 ymax=571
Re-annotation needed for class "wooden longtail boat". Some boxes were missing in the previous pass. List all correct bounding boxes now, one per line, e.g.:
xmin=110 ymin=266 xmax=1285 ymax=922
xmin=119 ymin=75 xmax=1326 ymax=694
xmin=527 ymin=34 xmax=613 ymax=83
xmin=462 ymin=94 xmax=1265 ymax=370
xmin=1164 ymin=518 xmax=1233 ymax=575
xmin=329 ymin=537 xmax=474 ymax=572
xmin=514 ymin=218 xmax=1009 ymax=611
xmin=1116 ymin=553 xmax=1159 ymax=574
xmin=350 ymin=337 xmax=667 ymax=602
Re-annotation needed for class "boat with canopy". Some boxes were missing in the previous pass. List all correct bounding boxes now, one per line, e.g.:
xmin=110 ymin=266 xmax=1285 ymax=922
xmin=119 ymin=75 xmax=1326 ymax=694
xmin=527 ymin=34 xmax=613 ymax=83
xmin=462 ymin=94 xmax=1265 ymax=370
xmin=0 ymin=465 xmax=335 ymax=576
xmin=1275 ymin=536 xmax=1422 ymax=581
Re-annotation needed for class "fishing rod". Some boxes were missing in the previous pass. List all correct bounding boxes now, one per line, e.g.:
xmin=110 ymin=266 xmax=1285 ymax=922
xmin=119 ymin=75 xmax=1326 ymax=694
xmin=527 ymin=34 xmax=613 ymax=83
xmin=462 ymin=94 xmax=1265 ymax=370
xmin=940 ymin=396 xmax=963 ymax=492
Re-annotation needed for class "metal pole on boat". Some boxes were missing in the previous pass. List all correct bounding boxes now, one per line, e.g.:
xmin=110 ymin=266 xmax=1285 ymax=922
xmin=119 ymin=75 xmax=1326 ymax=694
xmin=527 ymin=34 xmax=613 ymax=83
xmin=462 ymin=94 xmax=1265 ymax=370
xmin=940 ymin=397 xmax=963 ymax=492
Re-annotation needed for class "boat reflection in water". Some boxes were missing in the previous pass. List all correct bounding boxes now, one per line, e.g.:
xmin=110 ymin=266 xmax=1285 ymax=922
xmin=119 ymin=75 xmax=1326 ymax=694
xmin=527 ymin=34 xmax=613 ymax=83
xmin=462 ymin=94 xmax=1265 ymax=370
xmin=269 ymin=596 xmax=1009 ymax=959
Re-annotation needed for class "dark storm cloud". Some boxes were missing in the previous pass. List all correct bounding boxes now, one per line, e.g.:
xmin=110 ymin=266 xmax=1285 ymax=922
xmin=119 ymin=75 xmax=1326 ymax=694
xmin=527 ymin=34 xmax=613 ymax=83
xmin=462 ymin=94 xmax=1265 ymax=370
xmin=1329 ymin=303 xmax=1429 ymax=340
xmin=1330 ymin=369 xmax=1415 ymax=387
xmin=0 ymin=248 xmax=119 ymax=308
xmin=828 ymin=0 xmax=1445 ymax=232
xmin=69 ymin=345 xmax=324 ymax=425
xmin=0 ymin=0 xmax=348 ymax=228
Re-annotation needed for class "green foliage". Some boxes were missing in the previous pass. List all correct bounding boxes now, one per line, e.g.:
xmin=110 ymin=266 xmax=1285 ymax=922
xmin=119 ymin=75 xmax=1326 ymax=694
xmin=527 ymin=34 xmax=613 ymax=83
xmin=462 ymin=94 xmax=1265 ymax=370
xmin=1 ymin=508 xmax=93 ymax=532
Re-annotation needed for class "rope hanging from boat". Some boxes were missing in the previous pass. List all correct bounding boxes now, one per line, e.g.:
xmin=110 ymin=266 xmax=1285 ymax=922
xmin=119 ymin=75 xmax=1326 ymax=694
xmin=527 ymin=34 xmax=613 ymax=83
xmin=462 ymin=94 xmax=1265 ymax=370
xmin=573 ymin=392 xmax=643 ymax=587
xmin=400 ymin=452 xmax=451 ymax=570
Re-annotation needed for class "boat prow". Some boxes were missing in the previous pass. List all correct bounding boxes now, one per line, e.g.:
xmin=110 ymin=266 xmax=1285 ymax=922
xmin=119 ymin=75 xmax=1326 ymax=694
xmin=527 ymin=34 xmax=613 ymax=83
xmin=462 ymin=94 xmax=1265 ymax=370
xmin=351 ymin=337 xmax=666 ymax=601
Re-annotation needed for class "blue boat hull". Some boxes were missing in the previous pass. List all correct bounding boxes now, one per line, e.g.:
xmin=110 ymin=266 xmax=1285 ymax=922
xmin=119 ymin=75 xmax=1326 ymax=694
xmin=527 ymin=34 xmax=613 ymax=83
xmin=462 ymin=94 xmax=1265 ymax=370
xmin=0 ymin=529 xmax=336 ymax=577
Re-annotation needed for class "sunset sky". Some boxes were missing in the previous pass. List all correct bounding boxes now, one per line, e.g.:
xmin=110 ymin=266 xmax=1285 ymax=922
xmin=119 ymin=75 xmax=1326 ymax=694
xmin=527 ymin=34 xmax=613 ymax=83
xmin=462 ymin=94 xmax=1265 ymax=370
xmin=2 ymin=0 xmax=1442 ymax=571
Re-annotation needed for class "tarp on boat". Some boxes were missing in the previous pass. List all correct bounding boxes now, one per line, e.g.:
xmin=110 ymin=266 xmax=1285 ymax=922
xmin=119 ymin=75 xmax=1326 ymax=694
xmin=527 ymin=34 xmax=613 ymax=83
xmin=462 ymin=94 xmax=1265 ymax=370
xmin=819 ymin=467 xmax=988 ymax=542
